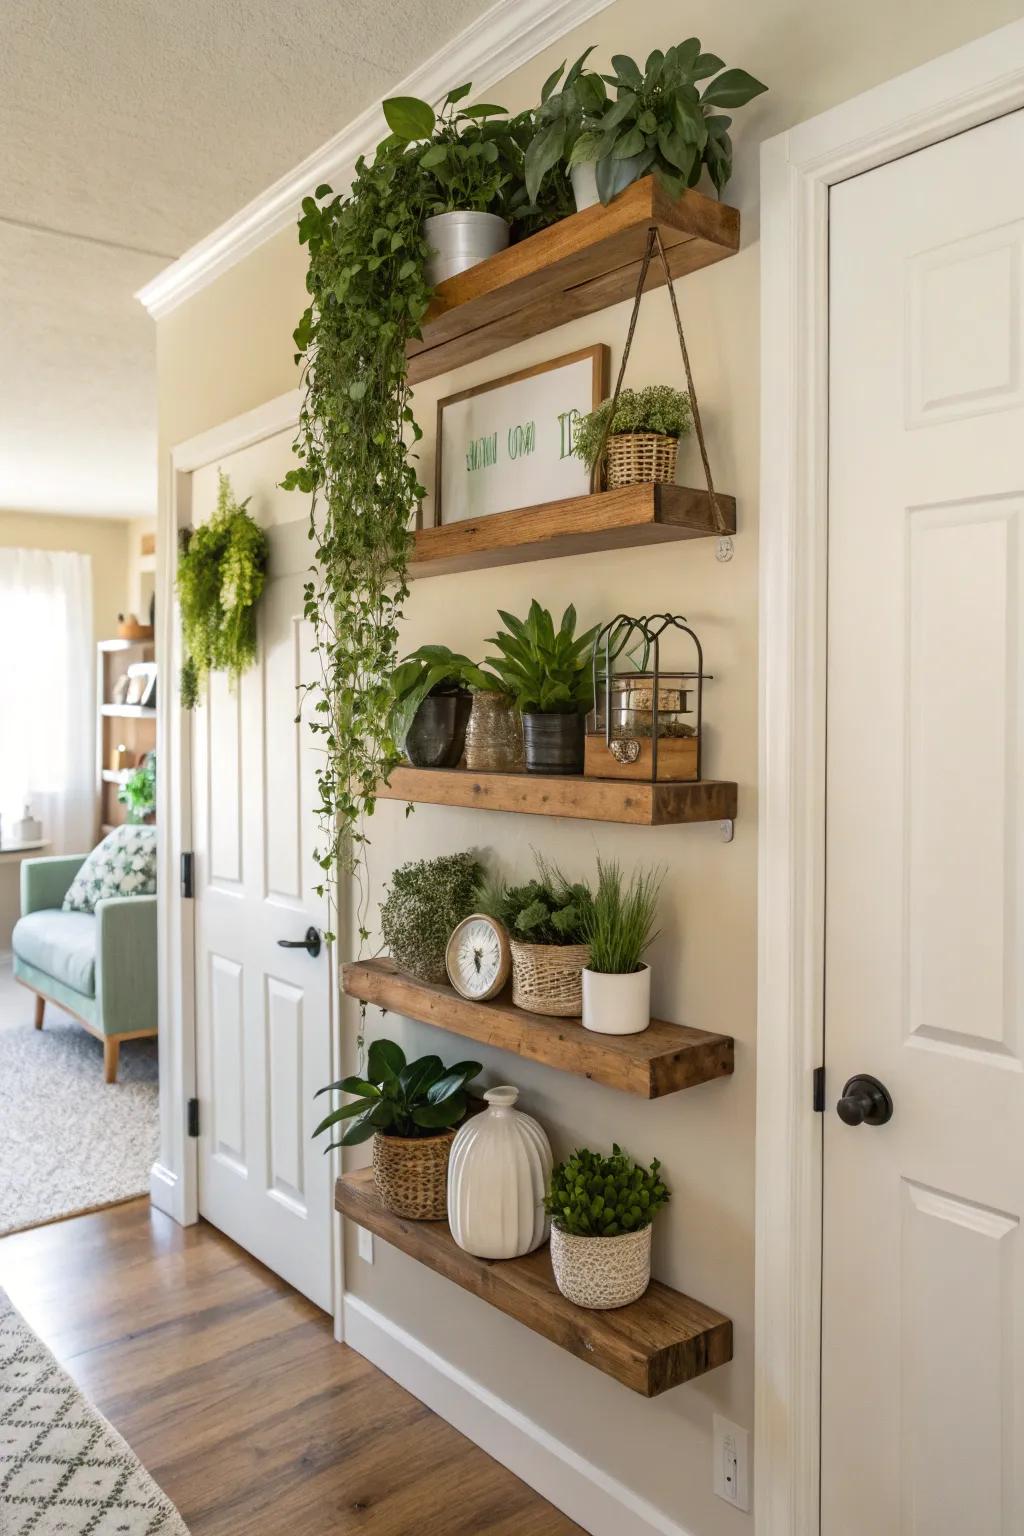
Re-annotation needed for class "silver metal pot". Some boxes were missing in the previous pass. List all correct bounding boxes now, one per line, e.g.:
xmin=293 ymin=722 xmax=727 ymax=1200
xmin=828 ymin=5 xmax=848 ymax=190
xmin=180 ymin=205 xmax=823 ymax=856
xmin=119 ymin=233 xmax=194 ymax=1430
xmin=423 ymin=211 xmax=509 ymax=286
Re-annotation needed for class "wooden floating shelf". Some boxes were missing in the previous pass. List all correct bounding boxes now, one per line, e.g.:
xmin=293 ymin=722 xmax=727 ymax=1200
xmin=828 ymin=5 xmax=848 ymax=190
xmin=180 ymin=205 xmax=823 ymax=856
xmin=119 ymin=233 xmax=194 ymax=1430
xmin=344 ymin=959 xmax=733 ymax=1099
xmin=100 ymin=704 xmax=156 ymax=719
xmin=411 ymin=482 xmax=736 ymax=580
xmin=379 ymin=766 xmax=737 ymax=826
xmin=408 ymin=177 xmax=739 ymax=383
xmin=336 ymin=1169 xmax=732 ymax=1396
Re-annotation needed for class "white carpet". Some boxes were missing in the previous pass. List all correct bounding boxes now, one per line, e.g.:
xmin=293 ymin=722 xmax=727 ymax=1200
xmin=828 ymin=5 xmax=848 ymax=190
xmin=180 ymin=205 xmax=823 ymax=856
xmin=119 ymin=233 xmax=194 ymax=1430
xmin=0 ymin=1288 xmax=188 ymax=1534
xmin=0 ymin=964 xmax=159 ymax=1238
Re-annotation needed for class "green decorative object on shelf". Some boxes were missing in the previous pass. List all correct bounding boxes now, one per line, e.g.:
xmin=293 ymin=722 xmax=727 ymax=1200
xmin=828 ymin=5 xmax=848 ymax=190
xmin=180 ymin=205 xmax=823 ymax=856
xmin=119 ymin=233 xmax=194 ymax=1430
xmin=176 ymin=471 xmax=268 ymax=709
xmin=475 ymin=856 xmax=589 ymax=948
xmin=572 ymin=386 xmax=693 ymax=472
xmin=380 ymin=851 xmax=483 ymax=983
xmin=545 ymin=1143 xmax=670 ymax=1237
xmin=312 ymin=1037 xmax=482 ymax=1148
xmin=117 ymin=752 xmax=156 ymax=825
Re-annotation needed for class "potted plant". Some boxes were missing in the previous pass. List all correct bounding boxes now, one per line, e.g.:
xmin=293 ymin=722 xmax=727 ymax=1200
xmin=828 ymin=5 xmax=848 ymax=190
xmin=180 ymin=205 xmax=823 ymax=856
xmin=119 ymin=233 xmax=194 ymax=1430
xmin=573 ymin=385 xmax=692 ymax=489
xmin=177 ymin=471 xmax=268 ymax=708
xmin=485 ymin=602 xmax=599 ymax=775
xmin=476 ymin=857 xmax=591 ymax=1017
xmin=580 ymin=859 xmax=663 ymax=1035
xmin=390 ymin=645 xmax=503 ymax=768
xmin=314 ymin=1039 xmax=482 ymax=1220
xmin=380 ymin=851 xmax=482 ymax=983
xmin=545 ymin=1144 xmax=670 ymax=1309
xmin=117 ymin=752 xmax=156 ymax=825
xmin=524 ymin=48 xmax=610 ymax=213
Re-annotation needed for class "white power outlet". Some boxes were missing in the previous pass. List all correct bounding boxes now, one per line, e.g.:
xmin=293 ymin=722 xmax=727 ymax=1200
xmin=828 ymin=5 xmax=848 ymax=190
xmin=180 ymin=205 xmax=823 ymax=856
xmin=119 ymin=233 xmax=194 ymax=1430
xmin=713 ymin=1414 xmax=750 ymax=1512
xmin=356 ymin=1228 xmax=374 ymax=1264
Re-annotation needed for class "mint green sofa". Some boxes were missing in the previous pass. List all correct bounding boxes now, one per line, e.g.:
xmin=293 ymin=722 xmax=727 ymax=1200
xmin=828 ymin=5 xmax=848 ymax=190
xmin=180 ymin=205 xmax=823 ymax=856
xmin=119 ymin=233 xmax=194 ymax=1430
xmin=12 ymin=854 xmax=157 ymax=1083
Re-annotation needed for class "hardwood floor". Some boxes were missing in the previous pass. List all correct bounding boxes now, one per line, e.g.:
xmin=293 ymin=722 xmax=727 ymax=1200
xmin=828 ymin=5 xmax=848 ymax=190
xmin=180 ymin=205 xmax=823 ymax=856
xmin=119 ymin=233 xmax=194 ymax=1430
xmin=0 ymin=1198 xmax=582 ymax=1535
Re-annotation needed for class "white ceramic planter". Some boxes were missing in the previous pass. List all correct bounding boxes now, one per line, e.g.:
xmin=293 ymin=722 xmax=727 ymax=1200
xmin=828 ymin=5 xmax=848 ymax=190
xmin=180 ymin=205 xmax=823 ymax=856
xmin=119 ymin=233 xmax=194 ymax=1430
xmin=581 ymin=963 xmax=651 ymax=1035
xmin=550 ymin=1224 xmax=653 ymax=1309
xmin=570 ymin=160 xmax=600 ymax=210
xmin=447 ymin=1086 xmax=552 ymax=1259
xmin=423 ymin=211 xmax=509 ymax=286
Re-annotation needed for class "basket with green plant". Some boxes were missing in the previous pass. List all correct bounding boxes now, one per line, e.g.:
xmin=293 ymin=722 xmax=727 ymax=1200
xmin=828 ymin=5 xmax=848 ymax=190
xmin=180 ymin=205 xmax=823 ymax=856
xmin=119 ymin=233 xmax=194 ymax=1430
xmin=573 ymin=385 xmax=693 ymax=489
xmin=476 ymin=855 xmax=592 ymax=1018
xmin=544 ymin=1144 xmax=671 ymax=1309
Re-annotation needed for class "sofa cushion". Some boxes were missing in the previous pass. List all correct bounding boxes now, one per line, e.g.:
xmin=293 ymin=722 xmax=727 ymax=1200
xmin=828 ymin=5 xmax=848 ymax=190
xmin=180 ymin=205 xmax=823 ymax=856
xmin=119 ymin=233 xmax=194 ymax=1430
xmin=62 ymin=825 xmax=156 ymax=914
xmin=12 ymin=910 xmax=97 ymax=997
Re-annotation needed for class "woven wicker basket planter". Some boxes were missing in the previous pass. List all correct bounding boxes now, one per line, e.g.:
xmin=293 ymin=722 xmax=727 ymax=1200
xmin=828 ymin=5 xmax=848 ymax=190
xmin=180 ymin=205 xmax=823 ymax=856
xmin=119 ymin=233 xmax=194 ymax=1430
xmin=510 ymin=940 xmax=590 ymax=1018
xmin=372 ymin=1129 xmax=456 ymax=1221
xmin=550 ymin=1224 xmax=653 ymax=1310
xmin=605 ymin=432 xmax=678 ymax=489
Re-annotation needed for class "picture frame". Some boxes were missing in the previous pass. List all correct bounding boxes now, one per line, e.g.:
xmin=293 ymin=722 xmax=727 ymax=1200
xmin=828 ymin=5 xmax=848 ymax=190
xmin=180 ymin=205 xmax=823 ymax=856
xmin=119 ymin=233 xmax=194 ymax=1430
xmin=127 ymin=661 xmax=157 ymax=708
xmin=431 ymin=344 xmax=609 ymax=528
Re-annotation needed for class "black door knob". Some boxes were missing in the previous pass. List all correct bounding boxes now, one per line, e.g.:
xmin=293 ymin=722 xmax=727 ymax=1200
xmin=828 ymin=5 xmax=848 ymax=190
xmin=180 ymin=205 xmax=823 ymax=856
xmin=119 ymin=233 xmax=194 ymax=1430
xmin=277 ymin=926 xmax=322 ymax=959
xmin=836 ymin=1074 xmax=893 ymax=1126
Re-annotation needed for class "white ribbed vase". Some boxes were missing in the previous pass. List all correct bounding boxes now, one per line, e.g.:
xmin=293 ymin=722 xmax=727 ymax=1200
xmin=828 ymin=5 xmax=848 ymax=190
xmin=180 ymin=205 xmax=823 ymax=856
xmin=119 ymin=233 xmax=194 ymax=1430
xmin=447 ymin=1086 xmax=552 ymax=1259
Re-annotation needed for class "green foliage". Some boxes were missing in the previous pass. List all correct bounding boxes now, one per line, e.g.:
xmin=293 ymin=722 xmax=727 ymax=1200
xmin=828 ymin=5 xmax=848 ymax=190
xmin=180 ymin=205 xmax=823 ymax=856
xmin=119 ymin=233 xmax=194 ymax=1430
xmin=176 ymin=472 xmax=268 ymax=708
xmin=384 ymin=84 xmax=519 ymax=215
xmin=485 ymin=600 xmax=599 ymax=715
xmin=380 ymin=852 xmax=483 ymax=981
xmin=580 ymin=857 xmax=663 ymax=974
xmin=524 ymin=47 xmax=608 ymax=203
xmin=313 ymin=1039 xmax=482 ymax=1147
xmin=572 ymin=386 xmax=693 ymax=469
xmin=475 ymin=854 xmax=590 ymax=947
xmin=545 ymin=1144 xmax=670 ymax=1236
xmin=389 ymin=645 xmax=505 ymax=752
xmin=117 ymin=752 xmax=156 ymax=823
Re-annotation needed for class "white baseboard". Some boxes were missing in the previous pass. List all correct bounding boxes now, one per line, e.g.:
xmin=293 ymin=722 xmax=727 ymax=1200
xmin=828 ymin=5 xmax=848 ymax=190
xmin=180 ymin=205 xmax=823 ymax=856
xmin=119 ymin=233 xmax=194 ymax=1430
xmin=342 ymin=1293 xmax=696 ymax=1536
xmin=149 ymin=1160 xmax=182 ymax=1221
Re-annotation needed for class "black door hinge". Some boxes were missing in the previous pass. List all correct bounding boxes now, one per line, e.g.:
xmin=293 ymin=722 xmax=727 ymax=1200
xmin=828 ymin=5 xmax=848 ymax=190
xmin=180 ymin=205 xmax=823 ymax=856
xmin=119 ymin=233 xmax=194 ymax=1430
xmin=812 ymin=1065 xmax=826 ymax=1113
xmin=187 ymin=1097 xmax=200 ymax=1138
xmin=180 ymin=851 xmax=194 ymax=899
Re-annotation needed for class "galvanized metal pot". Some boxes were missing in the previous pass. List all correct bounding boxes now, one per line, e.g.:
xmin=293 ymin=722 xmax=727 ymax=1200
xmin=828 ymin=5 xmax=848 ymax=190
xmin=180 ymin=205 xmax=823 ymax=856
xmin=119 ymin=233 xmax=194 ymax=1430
xmin=521 ymin=712 xmax=585 ymax=775
xmin=423 ymin=211 xmax=509 ymax=286
xmin=405 ymin=692 xmax=472 ymax=769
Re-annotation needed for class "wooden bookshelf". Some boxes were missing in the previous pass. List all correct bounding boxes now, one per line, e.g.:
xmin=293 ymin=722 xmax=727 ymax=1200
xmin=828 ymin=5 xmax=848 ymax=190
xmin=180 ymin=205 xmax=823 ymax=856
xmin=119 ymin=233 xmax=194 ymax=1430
xmin=96 ymin=638 xmax=155 ymax=840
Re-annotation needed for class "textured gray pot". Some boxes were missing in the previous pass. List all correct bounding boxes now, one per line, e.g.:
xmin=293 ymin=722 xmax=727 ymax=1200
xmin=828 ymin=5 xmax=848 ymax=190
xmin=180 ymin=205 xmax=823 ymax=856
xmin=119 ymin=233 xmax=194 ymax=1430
xmin=405 ymin=692 xmax=472 ymax=769
xmin=522 ymin=712 xmax=585 ymax=776
xmin=423 ymin=211 xmax=510 ymax=286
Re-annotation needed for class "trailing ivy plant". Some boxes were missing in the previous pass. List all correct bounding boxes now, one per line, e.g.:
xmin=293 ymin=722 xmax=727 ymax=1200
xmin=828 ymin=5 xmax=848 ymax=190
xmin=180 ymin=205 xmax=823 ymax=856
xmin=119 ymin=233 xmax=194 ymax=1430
xmin=177 ymin=471 xmax=268 ymax=708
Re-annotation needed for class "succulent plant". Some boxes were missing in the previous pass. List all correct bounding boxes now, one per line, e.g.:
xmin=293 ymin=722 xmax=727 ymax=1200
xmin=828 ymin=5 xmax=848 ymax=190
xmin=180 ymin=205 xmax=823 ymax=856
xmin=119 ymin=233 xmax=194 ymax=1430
xmin=544 ymin=1144 xmax=670 ymax=1236
xmin=380 ymin=851 xmax=482 ymax=982
xmin=313 ymin=1038 xmax=482 ymax=1147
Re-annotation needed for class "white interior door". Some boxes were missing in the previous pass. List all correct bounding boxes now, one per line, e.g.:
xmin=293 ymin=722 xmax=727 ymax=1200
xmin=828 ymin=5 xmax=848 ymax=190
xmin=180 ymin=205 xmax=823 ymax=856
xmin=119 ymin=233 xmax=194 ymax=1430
xmin=822 ymin=109 xmax=1024 ymax=1533
xmin=192 ymin=509 xmax=334 ymax=1312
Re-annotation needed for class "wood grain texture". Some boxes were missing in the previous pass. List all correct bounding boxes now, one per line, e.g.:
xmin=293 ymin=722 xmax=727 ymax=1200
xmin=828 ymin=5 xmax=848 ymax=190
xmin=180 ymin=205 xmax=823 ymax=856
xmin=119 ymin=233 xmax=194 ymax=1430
xmin=378 ymin=766 xmax=738 ymax=825
xmin=407 ymin=178 xmax=740 ymax=383
xmin=0 ymin=1199 xmax=583 ymax=1535
xmin=336 ymin=1172 xmax=732 ymax=1397
xmin=410 ymin=482 xmax=737 ymax=578
xmin=343 ymin=959 xmax=733 ymax=1099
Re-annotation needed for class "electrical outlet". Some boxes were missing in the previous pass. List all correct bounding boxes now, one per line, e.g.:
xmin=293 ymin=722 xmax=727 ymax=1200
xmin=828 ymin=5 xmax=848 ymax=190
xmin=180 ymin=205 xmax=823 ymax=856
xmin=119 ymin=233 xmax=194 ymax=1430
xmin=357 ymin=1228 xmax=374 ymax=1264
xmin=713 ymin=1414 xmax=750 ymax=1511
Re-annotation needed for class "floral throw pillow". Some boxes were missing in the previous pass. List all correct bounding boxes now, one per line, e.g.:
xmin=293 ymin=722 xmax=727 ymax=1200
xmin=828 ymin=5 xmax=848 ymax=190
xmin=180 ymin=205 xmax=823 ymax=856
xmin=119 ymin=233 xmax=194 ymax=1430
xmin=62 ymin=825 xmax=157 ymax=914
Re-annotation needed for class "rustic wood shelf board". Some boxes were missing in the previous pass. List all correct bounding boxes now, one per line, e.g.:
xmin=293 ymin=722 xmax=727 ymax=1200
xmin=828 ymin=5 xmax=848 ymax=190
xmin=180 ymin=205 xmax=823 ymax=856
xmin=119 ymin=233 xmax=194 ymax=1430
xmin=407 ymin=178 xmax=739 ymax=384
xmin=344 ymin=959 xmax=733 ymax=1099
xmin=379 ymin=766 xmax=737 ymax=825
xmin=411 ymin=483 xmax=736 ymax=579
xmin=336 ymin=1170 xmax=732 ymax=1395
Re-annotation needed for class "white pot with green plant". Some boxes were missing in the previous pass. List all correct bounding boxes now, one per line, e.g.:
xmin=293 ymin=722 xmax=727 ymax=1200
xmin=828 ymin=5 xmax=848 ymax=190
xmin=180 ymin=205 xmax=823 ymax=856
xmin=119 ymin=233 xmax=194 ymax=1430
xmin=545 ymin=1145 xmax=670 ymax=1309
xmin=573 ymin=385 xmax=693 ymax=490
xmin=475 ymin=856 xmax=591 ymax=1017
xmin=523 ymin=48 xmax=609 ymax=213
xmin=580 ymin=858 xmax=663 ymax=1035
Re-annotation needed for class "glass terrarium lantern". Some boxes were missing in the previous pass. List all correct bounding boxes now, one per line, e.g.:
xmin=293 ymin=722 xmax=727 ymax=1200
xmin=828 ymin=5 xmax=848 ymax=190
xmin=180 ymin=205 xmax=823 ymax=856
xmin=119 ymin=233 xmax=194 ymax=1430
xmin=586 ymin=614 xmax=709 ymax=782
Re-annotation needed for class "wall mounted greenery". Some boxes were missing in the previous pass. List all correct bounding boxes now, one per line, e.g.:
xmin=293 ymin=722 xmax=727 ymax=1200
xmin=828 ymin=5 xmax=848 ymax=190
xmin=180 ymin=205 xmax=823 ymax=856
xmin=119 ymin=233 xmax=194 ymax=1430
xmin=177 ymin=471 xmax=268 ymax=709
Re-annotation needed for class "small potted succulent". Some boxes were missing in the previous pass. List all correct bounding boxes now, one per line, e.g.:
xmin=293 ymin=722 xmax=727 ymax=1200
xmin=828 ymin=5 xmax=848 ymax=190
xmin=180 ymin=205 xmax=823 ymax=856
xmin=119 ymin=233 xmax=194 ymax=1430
xmin=484 ymin=601 xmax=599 ymax=775
xmin=545 ymin=1144 xmax=670 ymax=1309
xmin=380 ymin=851 xmax=482 ymax=983
xmin=476 ymin=856 xmax=590 ymax=1017
xmin=580 ymin=858 xmax=663 ymax=1035
xmin=314 ymin=1039 xmax=482 ymax=1220
xmin=573 ymin=385 xmax=693 ymax=490
xmin=390 ymin=645 xmax=503 ymax=768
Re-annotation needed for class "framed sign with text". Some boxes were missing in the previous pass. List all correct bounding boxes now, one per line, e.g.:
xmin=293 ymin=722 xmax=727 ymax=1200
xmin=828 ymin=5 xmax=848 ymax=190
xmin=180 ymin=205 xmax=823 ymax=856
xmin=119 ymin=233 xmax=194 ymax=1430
xmin=432 ymin=344 xmax=609 ymax=527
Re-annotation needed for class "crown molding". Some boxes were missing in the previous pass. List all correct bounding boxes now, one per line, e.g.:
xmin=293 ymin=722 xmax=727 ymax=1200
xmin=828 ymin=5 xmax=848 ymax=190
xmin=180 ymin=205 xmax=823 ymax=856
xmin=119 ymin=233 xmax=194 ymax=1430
xmin=136 ymin=0 xmax=616 ymax=319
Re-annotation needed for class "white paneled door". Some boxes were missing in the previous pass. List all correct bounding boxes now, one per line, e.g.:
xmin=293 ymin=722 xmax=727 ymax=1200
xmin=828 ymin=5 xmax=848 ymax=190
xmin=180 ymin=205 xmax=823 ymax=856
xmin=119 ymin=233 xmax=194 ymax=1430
xmin=193 ymin=517 xmax=333 ymax=1312
xmin=822 ymin=110 xmax=1024 ymax=1533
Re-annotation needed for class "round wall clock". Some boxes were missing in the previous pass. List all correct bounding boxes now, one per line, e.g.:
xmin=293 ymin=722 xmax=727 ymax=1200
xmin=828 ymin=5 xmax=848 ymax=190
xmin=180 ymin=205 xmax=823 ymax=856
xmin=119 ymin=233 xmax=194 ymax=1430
xmin=446 ymin=914 xmax=511 ymax=1002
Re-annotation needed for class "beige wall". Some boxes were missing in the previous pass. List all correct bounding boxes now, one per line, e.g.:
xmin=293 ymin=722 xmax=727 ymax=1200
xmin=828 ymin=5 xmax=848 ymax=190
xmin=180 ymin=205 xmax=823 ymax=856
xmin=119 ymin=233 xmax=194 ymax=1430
xmin=0 ymin=512 xmax=137 ymax=645
xmin=155 ymin=2 xmax=1021 ymax=1528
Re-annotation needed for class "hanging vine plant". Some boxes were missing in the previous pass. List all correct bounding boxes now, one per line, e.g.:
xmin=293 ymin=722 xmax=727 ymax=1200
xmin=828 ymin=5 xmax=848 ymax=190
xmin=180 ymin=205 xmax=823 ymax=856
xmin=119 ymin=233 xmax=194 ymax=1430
xmin=177 ymin=470 xmax=268 ymax=708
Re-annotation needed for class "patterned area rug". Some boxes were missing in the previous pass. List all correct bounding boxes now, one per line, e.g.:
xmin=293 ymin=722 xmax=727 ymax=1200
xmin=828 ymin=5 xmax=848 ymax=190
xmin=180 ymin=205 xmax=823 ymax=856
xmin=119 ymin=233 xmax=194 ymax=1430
xmin=0 ymin=966 xmax=159 ymax=1237
xmin=0 ymin=1290 xmax=188 ymax=1534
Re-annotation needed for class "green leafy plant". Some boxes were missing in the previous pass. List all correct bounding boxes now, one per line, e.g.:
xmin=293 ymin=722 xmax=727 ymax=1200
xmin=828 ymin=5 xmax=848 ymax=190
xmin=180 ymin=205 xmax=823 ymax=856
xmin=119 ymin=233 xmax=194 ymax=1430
xmin=580 ymin=857 xmax=663 ymax=974
xmin=475 ymin=854 xmax=590 ymax=947
xmin=572 ymin=385 xmax=693 ymax=469
xmin=485 ymin=601 xmax=599 ymax=715
xmin=545 ymin=1144 xmax=670 ymax=1236
xmin=313 ymin=1039 xmax=482 ymax=1148
xmin=383 ymin=84 xmax=518 ymax=215
xmin=389 ymin=644 xmax=505 ymax=752
xmin=117 ymin=752 xmax=156 ymax=824
xmin=177 ymin=471 xmax=268 ymax=708
xmin=380 ymin=851 xmax=483 ymax=981
xmin=524 ymin=47 xmax=608 ymax=203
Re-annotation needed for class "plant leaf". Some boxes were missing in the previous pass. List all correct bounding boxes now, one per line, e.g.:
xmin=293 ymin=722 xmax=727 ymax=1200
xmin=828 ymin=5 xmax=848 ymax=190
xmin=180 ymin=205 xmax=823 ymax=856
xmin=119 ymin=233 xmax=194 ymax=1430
xmin=382 ymin=95 xmax=436 ymax=140
xmin=540 ymin=60 xmax=566 ymax=104
xmin=610 ymin=54 xmax=643 ymax=90
xmin=412 ymin=1091 xmax=467 ymax=1128
xmin=525 ymin=119 xmax=566 ymax=204
xmin=367 ymin=1037 xmax=406 ymax=1085
xmin=700 ymin=68 xmax=768 ymax=108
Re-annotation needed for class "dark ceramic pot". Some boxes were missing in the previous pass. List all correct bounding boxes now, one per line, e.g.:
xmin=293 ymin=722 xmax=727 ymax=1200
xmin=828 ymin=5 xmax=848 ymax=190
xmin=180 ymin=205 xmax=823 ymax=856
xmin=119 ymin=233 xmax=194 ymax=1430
xmin=521 ymin=712 xmax=585 ymax=775
xmin=406 ymin=691 xmax=472 ymax=768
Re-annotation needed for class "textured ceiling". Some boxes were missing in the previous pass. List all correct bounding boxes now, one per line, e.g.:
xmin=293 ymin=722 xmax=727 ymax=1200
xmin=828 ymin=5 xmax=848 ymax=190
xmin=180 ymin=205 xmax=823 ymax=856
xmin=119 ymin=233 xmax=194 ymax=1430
xmin=0 ymin=0 xmax=496 ymax=515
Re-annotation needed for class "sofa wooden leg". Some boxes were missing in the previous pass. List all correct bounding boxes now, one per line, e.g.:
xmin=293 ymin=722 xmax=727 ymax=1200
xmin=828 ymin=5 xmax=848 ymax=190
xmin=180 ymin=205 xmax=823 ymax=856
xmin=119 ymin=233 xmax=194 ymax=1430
xmin=103 ymin=1037 xmax=120 ymax=1085
xmin=34 ymin=994 xmax=45 ymax=1030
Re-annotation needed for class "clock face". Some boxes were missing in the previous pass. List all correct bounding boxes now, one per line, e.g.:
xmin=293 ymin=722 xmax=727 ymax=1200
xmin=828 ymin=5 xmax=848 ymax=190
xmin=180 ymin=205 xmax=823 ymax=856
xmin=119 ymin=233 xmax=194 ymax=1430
xmin=446 ymin=915 xmax=510 ymax=1001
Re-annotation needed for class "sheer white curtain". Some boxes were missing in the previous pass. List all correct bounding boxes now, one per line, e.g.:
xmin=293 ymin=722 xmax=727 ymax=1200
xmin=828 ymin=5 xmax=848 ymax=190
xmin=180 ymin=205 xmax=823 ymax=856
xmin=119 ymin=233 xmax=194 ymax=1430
xmin=0 ymin=549 xmax=94 ymax=853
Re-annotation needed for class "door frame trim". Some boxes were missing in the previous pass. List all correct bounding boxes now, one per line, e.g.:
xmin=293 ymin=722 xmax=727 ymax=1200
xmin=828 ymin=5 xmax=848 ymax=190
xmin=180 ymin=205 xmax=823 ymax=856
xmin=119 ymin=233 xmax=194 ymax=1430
xmin=755 ymin=22 xmax=1024 ymax=1533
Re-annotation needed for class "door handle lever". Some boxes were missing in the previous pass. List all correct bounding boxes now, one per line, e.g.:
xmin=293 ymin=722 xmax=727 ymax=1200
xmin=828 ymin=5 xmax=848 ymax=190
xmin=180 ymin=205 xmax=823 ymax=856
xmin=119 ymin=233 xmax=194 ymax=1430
xmin=277 ymin=926 xmax=322 ymax=959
